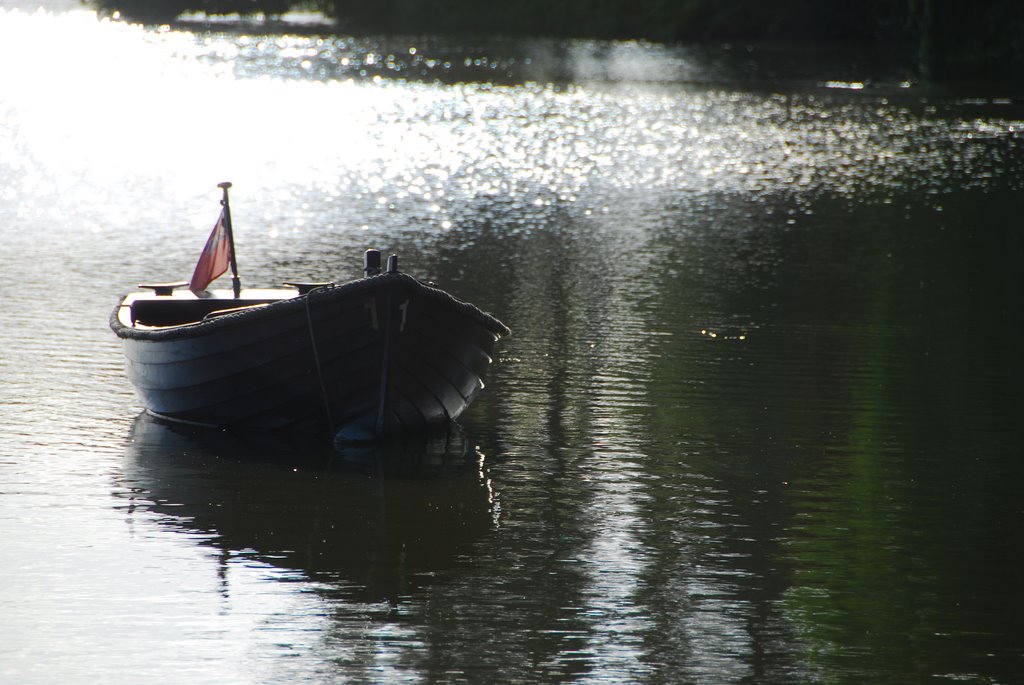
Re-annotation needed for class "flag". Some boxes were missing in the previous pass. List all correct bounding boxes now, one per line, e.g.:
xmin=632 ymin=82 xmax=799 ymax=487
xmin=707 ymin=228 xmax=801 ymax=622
xmin=188 ymin=209 xmax=232 ymax=294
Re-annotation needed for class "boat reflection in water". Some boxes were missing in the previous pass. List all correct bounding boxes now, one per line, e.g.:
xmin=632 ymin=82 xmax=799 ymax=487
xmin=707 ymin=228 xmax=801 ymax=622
xmin=119 ymin=413 xmax=498 ymax=602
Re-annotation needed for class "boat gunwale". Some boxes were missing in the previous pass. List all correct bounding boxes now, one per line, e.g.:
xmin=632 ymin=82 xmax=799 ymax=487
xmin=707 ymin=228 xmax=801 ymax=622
xmin=111 ymin=272 xmax=511 ymax=343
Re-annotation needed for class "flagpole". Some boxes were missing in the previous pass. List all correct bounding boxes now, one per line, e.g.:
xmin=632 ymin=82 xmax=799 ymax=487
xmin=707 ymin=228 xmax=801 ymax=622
xmin=218 ymin=181 xmax=241 ymax=298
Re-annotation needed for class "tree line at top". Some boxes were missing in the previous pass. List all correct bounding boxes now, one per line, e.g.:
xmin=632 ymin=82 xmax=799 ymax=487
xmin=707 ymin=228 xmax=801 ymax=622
xmin=94 ymin=0 xmax=1024 ymax=82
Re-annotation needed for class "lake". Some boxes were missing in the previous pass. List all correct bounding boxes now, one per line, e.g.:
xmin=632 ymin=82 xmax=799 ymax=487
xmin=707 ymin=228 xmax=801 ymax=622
xmin=1 ymin=4 xmax=1022 ymax=684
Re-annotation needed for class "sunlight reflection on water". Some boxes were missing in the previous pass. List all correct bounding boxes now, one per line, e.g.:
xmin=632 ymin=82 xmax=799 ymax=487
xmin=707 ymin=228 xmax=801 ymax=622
xmin=3 ymin=8 xmax=1022 ymax=243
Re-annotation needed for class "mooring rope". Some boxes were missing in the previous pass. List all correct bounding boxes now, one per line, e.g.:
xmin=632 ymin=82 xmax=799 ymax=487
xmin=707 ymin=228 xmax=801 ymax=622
xmin=303 ymin=290 xmax=334 ymax=430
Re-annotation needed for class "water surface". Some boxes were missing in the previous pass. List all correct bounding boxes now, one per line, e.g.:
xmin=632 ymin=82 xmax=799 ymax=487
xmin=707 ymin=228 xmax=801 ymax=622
xmin=1 ymin=6 xmax=1022 ymax=684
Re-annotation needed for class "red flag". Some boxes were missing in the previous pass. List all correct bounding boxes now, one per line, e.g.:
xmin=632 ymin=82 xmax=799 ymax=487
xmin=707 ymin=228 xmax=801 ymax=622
xmin=188 ymin=210 xmax=232 ymax=294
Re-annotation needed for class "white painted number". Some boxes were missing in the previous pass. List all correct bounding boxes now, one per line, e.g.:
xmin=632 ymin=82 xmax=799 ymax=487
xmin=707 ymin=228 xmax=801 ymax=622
xmin=398 ymin=299 xmax=409 ymax=332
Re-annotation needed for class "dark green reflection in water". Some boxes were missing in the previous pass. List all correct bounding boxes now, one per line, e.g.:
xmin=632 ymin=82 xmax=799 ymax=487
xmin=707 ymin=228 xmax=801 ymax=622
xmin=774 ymin=191 xmax=1024 ymax=683
xmin=456 ymin=185 xmax=1024 ymax=682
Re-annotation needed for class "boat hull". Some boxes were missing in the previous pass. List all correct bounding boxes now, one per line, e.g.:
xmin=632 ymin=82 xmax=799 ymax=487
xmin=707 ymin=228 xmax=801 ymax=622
xmin=111 ymin=273 xmax=509 ymax=441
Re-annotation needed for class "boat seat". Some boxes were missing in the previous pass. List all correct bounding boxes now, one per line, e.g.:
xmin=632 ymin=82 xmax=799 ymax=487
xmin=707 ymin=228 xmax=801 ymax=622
xmin=202 ymin=303 xmax=270 ymax=321
xmin=137 ymin=281 xmax=190 ymax=296
xmin=284 ymin=281 xmax=334 ymax=295
xmin=130 ymin=298 xmax=275 ymax=327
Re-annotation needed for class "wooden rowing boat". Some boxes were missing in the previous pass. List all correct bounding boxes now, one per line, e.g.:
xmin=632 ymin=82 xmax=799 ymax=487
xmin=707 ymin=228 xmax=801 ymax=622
xmin=110 ymin=184 xmax=509 ymax=442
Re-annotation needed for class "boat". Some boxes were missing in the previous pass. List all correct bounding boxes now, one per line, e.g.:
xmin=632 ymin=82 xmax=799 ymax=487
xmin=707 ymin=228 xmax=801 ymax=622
xmin=110 ymin=183 xmax=510 ymax=443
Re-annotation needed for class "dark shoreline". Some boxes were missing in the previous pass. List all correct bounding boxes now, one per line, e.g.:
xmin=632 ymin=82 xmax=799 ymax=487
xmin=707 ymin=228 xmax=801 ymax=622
xmin=91 ymin=0 xmax=1024 ymax=85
